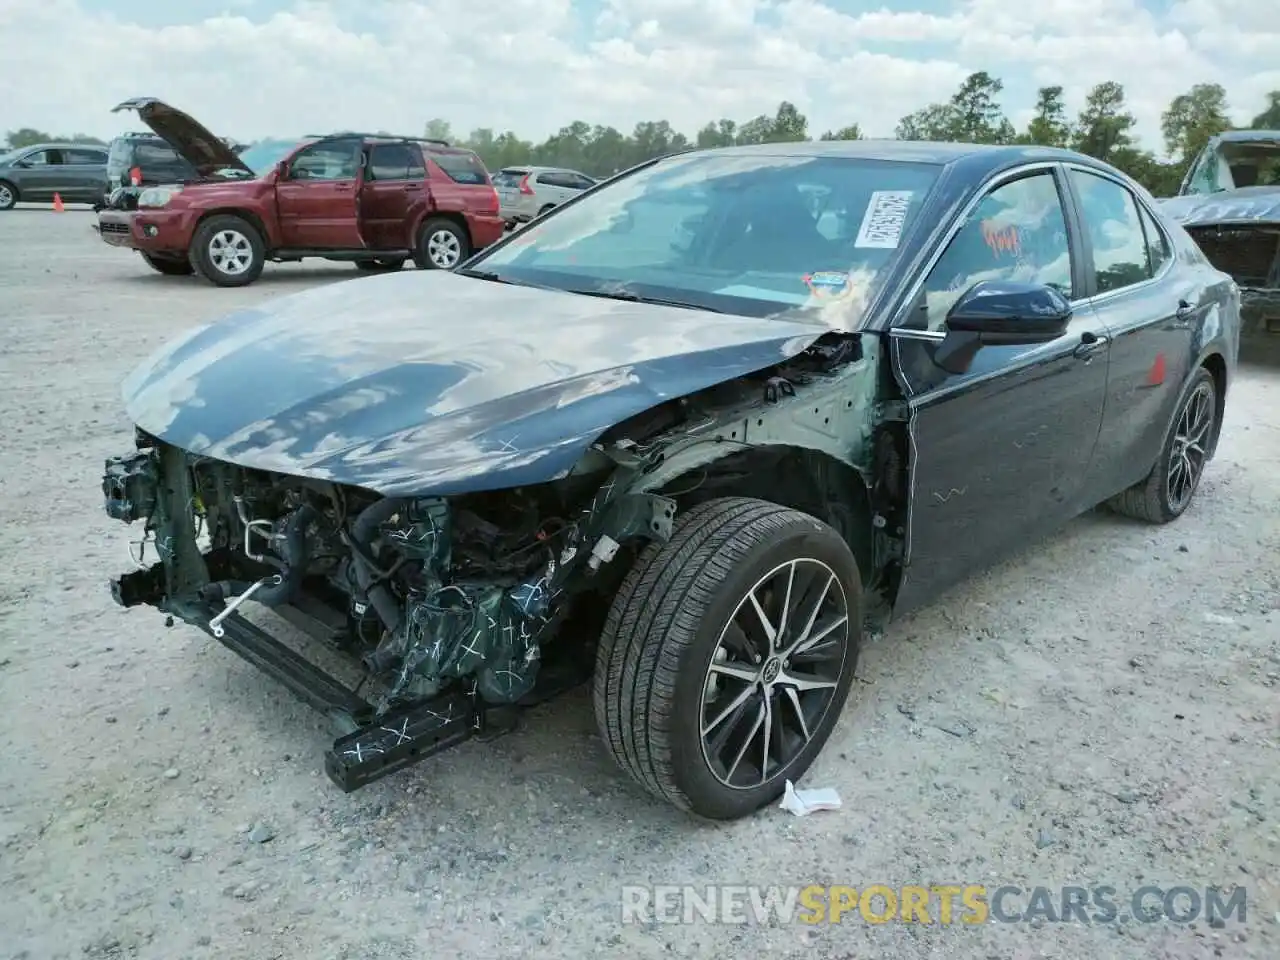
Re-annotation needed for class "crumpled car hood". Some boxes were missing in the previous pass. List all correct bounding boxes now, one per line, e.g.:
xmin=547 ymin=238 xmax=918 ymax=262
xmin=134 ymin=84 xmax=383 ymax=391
xmin=1159 ymin=186 xmax=1280 ymax=228
xmin=123 ymin=270 xmax=825 ymax=496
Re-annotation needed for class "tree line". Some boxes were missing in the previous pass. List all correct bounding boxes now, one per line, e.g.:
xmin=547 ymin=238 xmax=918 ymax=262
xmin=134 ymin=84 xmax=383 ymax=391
xmin=9 ymin=76 xmax=1280 ymax=196
xmin=438 ymin=77 xmax=1280 ymax=196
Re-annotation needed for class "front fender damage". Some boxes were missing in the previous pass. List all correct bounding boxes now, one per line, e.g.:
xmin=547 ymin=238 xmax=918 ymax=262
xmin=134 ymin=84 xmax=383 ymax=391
xmin=101 ymin=329 xmax=891 ymax=791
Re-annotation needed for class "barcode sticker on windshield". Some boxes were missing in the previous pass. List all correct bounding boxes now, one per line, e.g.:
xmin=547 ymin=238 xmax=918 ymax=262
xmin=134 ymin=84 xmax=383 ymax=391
xmin=854 ymin=191 xmax=913 ymax=248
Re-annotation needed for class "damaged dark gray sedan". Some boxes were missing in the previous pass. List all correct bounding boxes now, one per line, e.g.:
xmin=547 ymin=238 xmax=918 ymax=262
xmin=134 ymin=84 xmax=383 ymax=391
xmin=103 ymin=141 xmax=1239 ymax=820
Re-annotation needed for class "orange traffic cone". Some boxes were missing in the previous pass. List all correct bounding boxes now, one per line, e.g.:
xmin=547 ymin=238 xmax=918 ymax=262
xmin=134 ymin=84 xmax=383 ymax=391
xmin=52 ymin=193 xmax=64 ymax=212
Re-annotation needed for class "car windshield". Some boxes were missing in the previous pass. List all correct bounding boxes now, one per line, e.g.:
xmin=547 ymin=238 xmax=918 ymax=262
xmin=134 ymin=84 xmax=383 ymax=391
xmin=234 ymin=139 xmax=306 ymax=176
xmin=0 ymin=148 xmax=23 ymax=165
xmin=469 ymin=152 xmax=940 ymax=327
xmin=1186 ymin=136 xmax=1280 ymax=194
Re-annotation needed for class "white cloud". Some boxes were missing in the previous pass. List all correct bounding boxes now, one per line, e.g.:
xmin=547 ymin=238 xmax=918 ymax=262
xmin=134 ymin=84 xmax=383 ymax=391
xmin=0 ymin=0 xmax=1277 ymax=154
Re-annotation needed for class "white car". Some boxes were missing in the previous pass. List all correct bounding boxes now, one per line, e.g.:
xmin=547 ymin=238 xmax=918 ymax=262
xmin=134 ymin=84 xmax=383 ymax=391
xmin=494 ymin=165 xmax=597 ymax=226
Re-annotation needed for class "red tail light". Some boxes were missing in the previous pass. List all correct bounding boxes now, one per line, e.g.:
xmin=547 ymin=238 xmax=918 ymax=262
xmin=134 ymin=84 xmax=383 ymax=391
xmin=518 ymin=174 xmax=534 ymax=195
xmin=484 ymin=187 xmax=500 ymax=214
xmin=129 ymin=166 xmax=142 ymax=186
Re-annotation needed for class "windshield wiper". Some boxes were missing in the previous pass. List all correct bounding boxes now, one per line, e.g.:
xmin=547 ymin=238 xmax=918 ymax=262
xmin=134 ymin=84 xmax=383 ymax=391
xmin=564 ymin=288 xmax=724 ymax=313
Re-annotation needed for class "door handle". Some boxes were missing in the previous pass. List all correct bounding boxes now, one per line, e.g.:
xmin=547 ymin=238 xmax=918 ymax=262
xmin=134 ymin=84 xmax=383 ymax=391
xmin=334 ymin=183 xmax=352 ymax=191
xmin=1073 ymin=331 xmax=1110 ymax=359
xmin=403 ymin=184 xmax=420 ymax=191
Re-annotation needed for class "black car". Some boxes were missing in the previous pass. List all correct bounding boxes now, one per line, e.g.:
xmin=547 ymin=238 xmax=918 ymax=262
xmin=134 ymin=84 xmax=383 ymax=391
xmin=102 ymin=140 xmax=1239 ymax=821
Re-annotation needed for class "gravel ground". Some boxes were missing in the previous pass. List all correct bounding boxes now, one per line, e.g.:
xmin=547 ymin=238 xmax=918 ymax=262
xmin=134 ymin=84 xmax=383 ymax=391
xmin=1 ymin=208 xmax=1278 ymax=960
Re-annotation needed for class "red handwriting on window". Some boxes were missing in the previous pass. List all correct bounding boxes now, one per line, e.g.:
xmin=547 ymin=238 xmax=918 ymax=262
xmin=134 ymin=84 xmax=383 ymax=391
xmin=981 ymin=220 xmax=1021 ymax=257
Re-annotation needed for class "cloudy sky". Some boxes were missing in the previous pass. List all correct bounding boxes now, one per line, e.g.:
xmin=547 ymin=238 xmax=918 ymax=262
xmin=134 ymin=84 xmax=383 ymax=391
xmin=3 ymin=0 xmax=1277 ymax=156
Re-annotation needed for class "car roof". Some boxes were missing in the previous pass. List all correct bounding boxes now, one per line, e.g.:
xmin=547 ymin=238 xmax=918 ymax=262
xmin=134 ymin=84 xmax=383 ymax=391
xmin=12 ymin=141 xmax=107 ymax=151
xmin=670 ymin=138 xmax=1125 ymax=181
xmin=1215 ymin=129 xmax=1280 ymax=143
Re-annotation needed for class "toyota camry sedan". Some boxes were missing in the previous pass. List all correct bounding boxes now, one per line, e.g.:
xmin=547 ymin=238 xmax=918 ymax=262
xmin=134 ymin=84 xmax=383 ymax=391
xmin=102 ymin=140 xmax=1239 ymax=821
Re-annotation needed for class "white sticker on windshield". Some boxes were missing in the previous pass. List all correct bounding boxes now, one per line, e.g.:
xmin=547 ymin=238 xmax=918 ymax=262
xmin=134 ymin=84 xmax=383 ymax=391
xmin=854 ymin=191 xmax=913 ymax=248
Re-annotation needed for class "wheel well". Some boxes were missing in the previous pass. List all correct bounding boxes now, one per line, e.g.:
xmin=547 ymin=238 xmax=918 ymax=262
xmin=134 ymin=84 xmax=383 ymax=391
xmin=654 ymin=446 xmax=878 ymax=589
xmin=418 ymin=212 xmax=471 ymax=247
xmin=1200 ymin=351 xmax=1228 ymax=454
xmin=195 ymin=208 xmax=271 ymax=249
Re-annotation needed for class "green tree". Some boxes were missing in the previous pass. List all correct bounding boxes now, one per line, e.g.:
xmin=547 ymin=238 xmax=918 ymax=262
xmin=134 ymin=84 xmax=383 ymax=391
xmin=819 ymin=124 xmax=863 ymax=141
xmin=895 ymin=72 xmax=1013 ymax=143
xmin=765 ymin=101 xmax=809 ymax=142
xmin=734 ymin=114 xmax=774 ymax=145
xmin=423 ymin=118 xmax=453 ymax=143
xmin=949 ymin=71 xmax=1015 ymax=143
xmin=4 ymin=128 xmax=53 ymax=148
xmin=1072 ymin=81 xmax=1136 ymax=161
xmin=1250 ymin=91 xmax=1280 ymax=129
xmin=1021 ymin=86 xmax=1070 ymax=147
xmin=1161 ymin=83 xmax=1230 ymax=163
xmin=895 ymin=102 xmax=955 ymax=141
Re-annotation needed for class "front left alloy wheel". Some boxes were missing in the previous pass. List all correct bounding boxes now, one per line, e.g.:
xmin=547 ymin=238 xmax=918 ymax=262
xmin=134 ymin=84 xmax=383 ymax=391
xmin=189 ymin=214 xmax=265 ymax=287
xmin=594 ymin=497 xmax=862 ymax=820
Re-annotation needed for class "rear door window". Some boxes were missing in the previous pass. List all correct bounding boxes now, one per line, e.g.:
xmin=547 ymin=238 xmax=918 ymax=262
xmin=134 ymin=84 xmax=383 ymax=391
xmin=1069 ymin=169 xmax=1152 ymax=294
xmin=429 ymin=150 xmax=490 ymax=184
xmin=368 ymin=142 xmax=415 ymax=181
xmin=536 ymin=171 xmax=573 ymax=188
xmin=64 ymin=148 xmax=107 ymax=165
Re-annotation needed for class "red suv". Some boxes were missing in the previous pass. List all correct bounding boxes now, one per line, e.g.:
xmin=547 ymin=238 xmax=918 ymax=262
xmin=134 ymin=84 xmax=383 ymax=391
xmin=95 ymin=99 xmax=505 ymax=286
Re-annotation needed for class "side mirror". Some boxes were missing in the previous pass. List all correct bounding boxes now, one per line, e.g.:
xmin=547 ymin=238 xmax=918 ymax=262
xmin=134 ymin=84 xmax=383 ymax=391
xmin=275 ymin=159 xmax=290 ymax=180
xmin=933 ymin=279 xmax=1072 ymax=375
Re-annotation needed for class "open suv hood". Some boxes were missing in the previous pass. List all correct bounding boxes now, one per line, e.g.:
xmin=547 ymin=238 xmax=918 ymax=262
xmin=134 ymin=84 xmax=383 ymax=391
xmin=112 ymin=97 xmax=252 ymax=179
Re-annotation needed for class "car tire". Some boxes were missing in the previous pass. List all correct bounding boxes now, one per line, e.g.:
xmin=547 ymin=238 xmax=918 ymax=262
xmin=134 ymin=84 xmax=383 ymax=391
xmin=414 ymin=218 xmax=470 ymax=270
xmin=0 ymin=180 xmax=17 ymax=211
xmin=189 ymin=214 xmax=265 ymax=287
xmin=1106 ymin=366 xmax=1218 ymax=523
xmin=593 ymin=496 xmax=862 ymax=820
xmin=354 ymin=257 xmax=407 ymax=272
xmin=537 ymin=204 xmax=555 ymax=217
xmin=140 ymin=252 xmax=196 ymax=276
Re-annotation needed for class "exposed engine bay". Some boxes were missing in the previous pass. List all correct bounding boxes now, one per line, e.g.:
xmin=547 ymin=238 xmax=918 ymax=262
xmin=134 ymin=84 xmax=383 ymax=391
xmin=105 ymin=437 xmax=676 ymax=704
xmin=102 ymin=331 xmax=899 ymax=791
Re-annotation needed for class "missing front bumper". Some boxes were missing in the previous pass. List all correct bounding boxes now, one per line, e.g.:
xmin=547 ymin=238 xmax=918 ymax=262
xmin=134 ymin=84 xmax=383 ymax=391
xmin=109 ymin=562 xmax=510 ymax=792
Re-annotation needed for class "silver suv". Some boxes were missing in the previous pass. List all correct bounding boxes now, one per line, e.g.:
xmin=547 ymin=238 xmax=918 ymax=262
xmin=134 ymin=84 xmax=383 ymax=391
xmin=493 ymin=165 xmax=596 ymax=226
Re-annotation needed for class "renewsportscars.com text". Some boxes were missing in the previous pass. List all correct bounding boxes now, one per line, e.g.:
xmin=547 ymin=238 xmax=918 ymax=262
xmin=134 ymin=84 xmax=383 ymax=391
xmin=620 ymin=884 xmax=1248 ymax=926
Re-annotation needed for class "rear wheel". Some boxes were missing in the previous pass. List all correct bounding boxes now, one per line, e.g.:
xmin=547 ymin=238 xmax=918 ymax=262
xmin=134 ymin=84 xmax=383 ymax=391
xmin=414 ymin=218 xmax=470 ymax=270
xmin=189 ymin=214 xmax=265 ymax=287
xmin=593 ymin=497 xmax=862 ymax=820
xmin=537 ymin=203 xmax=555 ymax=217
xmin=1106 ymin=367 xmax=1218 ymax=523
xmin=0 ymin=180 xmax=17 ymax=211
xmin=355 ymin=257 xmax=406 ymax=272
xmin=140 ymin=251 xmax=195 ymax=276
